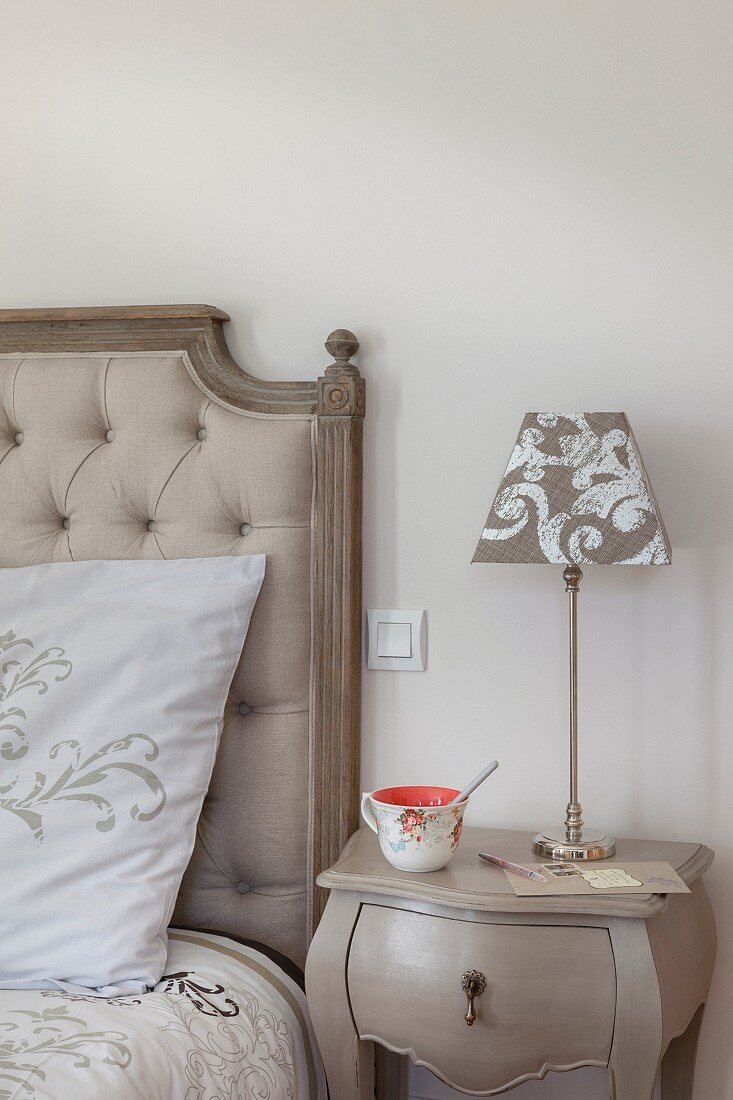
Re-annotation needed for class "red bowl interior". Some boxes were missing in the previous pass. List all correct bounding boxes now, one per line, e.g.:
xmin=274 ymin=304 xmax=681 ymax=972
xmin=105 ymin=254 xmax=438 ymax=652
xmin=372 ymin=785 xmax=461 ymax=808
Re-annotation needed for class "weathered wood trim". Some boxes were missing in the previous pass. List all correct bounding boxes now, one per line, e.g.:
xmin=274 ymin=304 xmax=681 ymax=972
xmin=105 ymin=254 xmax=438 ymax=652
xmin=0 ymin=304 xmax=231 ymax=322
xmin=309 ymin=329 xmax=364 ymax=936
xmin=0 ymin=306 xmax=317 ymax=415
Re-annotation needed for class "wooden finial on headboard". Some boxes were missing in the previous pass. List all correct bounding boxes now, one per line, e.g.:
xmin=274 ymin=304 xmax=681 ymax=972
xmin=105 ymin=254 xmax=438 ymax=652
xmin=318 ymin=329 xmax=364 ymax=417
xmin=325 ymin=329 xmax=359 ymax=369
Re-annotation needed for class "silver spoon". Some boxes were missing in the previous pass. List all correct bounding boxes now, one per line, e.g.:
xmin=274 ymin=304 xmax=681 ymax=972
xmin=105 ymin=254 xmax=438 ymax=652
xmin=449 ymin=760 xmax=499 ymax=805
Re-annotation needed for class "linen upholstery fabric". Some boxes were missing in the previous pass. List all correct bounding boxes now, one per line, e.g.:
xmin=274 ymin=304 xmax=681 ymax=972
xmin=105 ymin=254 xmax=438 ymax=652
xmin=0 ymin=353 xmax=313 ymax=965
xmin=0 ymin=555 xmax=265 ymax=994
xmin=473 ymin=412 xmax=671 ymax=566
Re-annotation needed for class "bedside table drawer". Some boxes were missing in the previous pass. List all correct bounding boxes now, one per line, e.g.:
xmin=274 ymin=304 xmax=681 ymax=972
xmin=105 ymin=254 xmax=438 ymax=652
xmin=348 ymin=906 xmax=616 ymax=1094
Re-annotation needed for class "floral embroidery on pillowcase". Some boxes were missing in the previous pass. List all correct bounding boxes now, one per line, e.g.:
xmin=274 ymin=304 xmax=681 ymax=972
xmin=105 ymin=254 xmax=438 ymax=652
xmin=0 ymin=630 xmax=166 ymax=844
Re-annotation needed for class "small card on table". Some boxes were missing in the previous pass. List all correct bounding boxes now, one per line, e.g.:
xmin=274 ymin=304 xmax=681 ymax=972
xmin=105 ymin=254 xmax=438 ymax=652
xmin=505 ymin=861 xmax=690 ymax=897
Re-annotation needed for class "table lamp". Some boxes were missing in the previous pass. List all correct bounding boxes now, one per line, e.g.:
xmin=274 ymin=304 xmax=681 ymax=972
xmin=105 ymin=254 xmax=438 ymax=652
xmin=473 ymin=413 xmax=670 ymax=860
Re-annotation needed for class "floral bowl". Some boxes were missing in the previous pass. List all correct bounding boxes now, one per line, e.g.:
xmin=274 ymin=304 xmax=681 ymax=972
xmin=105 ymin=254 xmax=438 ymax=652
xmin=360 ymin=785 xmax=467 ymax=872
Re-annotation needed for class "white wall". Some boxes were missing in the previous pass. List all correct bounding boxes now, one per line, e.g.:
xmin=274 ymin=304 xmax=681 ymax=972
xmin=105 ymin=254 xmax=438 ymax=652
xmin=1 ymin=3 xmax=731 ymax=1096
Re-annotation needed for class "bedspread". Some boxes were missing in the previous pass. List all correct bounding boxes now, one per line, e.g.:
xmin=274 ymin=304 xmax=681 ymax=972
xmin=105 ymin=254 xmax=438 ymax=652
xmin=0 ymin=929 xmax=325 ymax=1099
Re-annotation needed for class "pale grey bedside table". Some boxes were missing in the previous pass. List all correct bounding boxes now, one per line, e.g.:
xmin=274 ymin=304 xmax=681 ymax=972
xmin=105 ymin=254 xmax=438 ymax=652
xmin=305 ymin=825 xmax=716 ymax=1100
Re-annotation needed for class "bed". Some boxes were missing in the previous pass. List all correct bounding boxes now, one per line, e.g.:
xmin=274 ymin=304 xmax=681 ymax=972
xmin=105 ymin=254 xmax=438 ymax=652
xmin=0 ymin=929 xmax=326 ymax=1099
xmin=0 ymin=305 xmax=364 ymax=1098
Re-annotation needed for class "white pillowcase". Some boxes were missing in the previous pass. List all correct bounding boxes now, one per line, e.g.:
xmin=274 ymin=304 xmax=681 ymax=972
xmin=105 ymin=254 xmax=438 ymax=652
xmin=0 ymin=555 xmax=265 ymax=995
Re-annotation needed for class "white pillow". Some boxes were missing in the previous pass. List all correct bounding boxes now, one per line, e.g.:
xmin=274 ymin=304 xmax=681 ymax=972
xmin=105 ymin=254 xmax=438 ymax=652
xmin=0 ymin=555 xmax=265 ymax=996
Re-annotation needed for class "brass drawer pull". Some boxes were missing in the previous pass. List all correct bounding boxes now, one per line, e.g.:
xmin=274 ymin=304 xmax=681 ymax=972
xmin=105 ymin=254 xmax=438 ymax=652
xmin=461 ymin=969 xmax=486 ymax=1026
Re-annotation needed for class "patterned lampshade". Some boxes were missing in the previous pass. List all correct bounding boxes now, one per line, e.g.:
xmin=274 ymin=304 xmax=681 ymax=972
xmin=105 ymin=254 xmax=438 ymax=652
xmin=473 ymin=412 xmax=671 ymax=566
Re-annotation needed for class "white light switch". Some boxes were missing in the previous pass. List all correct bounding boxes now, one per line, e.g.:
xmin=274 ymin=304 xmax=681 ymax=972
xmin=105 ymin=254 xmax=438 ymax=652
xmin=377 ymin=621 xmax=412 ymax=658
xmin=367 ymin=609 xmax=426 ymax=671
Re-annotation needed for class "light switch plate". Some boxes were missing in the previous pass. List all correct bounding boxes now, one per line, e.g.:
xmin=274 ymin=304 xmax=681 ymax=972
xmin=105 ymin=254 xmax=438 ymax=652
xmin=367 ymin=609 xmax=427 ymax=671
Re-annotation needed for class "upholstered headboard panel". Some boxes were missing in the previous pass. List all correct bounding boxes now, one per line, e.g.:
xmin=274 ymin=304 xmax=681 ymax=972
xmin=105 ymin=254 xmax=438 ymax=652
xmin=0 ymin=306 xmax=364 ymax=967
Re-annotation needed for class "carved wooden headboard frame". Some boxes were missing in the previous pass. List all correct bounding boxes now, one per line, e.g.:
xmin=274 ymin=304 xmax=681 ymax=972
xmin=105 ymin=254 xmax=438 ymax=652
xmin=0 ymin=304 xmax=363 ymax=944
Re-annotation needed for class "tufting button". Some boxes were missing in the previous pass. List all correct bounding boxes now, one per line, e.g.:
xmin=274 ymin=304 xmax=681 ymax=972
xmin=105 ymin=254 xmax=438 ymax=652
xmin=239 ymin=523 xmax=252 ymax=538
xmin=105 ymin=429 xmax=115 ymax=443
xmin=147 ymin=520 xmax=157 ymax=533
xmin=61 ymin=517 xmax=70 ymax=531
xmin=197 ymin=427 xmax=207 ymax=441
xmin=237 ymin=702 xmax=252 ymax=716
xmin=236 ymin=881 xmax=251 ymax=894
xmin=14 ymin=432 xmax=23 ymax=446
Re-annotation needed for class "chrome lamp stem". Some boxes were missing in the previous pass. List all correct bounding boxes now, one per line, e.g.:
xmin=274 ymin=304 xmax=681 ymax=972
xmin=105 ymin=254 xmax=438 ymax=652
xmin=532 ymin=566 xmax=616 ymax=861
xmin=564 ymin=564 xmax=583 ymax=844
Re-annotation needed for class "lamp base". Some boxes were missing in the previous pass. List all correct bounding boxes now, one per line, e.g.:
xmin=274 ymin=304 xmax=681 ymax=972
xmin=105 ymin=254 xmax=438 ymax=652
xmin=532 ymin=827 xmax=616 ymax=861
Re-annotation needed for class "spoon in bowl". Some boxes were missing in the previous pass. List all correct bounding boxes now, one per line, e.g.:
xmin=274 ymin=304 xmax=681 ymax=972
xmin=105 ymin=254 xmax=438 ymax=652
xmin=448 ymin=760 xmax=500 ymax=806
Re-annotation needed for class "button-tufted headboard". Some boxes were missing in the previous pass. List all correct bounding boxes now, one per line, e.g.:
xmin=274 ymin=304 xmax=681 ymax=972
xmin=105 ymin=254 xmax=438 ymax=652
xmin=0 ymin=305 xmax=364 ymax=967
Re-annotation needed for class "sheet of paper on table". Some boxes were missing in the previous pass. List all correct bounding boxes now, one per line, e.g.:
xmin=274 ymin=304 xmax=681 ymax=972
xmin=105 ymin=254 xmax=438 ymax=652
xmin=504 ymin=861 xmax=691 ymax=897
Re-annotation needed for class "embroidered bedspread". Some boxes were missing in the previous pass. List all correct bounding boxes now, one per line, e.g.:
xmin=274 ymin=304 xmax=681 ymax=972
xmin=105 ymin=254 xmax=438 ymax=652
xmin=0 ymin=930 xmax=325 ymax=1099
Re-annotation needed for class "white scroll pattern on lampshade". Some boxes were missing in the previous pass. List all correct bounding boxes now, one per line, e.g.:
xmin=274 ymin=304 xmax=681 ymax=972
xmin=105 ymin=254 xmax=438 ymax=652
xmin=472 ymin=413 xmax=671 ymax=566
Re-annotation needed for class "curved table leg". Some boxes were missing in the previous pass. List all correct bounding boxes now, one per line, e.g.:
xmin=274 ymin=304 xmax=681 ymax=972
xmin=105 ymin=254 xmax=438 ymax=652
xmin=660 ymin=1003 xmax=705 ymax=1100
xmin=607 ymin=917 xmax=662 ymax=1100
xmin=305 ymin=890 xmax=374 ymax=1100
xmin=608 ymin=1063 xmax=658 ymax=1100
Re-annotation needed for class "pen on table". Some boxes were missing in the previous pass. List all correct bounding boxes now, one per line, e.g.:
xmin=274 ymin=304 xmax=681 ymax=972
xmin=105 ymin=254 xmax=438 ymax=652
xmin=478 ymin=852 xmax=549 ymax=883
